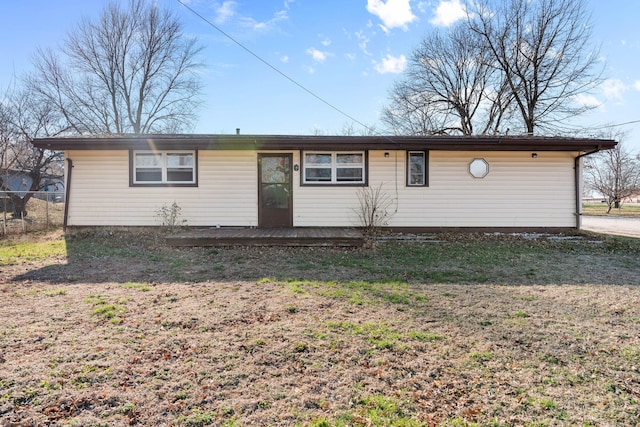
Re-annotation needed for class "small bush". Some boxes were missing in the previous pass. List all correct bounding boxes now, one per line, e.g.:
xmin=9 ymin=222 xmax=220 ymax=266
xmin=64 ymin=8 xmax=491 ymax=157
xmin=155 ymin=201 xmax=187 ymax=229
xmin=354 ymin=183 xmax=395 ymax=232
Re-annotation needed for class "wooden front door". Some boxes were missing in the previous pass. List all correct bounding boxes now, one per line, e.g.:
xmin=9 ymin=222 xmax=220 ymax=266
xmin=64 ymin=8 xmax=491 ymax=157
xmin=258 ymin=153 xmax=293 ymax=228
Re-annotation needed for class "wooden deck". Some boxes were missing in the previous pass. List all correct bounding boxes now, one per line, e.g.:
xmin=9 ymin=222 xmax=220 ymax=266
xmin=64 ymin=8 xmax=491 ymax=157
xmin=166 ymin=227 xmax=366 ymax=247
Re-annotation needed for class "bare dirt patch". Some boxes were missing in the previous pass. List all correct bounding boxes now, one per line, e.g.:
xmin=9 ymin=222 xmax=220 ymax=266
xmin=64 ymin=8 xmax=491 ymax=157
xmin=1 ymin=230 xmax=639 ymax=426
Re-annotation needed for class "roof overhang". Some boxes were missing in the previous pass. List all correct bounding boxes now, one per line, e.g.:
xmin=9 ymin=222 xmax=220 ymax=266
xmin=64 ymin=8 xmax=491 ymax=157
xmin=32 ymin=134 xmax=618 ymax=152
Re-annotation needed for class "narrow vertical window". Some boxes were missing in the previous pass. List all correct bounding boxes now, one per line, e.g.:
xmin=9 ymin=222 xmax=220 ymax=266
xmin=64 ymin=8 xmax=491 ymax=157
xmin=407 ymin=151 xmax=428 ymax=187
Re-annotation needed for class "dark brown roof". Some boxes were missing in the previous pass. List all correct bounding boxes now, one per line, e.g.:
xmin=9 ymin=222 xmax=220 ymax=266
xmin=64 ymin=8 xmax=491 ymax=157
xmin=32 ymin=134 xmax=617 ymax=152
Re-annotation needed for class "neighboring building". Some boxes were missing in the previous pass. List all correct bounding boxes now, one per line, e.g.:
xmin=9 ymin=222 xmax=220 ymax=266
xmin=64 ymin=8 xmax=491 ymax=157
xmin=32 ymin=134 xmax=616 ymax=231
xmin=0 ymin=168 xmax=64 ymax=201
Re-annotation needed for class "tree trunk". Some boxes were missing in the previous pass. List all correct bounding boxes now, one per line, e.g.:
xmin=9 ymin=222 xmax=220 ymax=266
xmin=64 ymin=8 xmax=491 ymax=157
xmin=10 ymin=194 xmax=27 ymax=218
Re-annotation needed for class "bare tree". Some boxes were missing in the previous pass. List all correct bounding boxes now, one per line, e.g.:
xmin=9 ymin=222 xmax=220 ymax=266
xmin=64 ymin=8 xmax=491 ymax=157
xmin=469 ymin=0 xmax=602 ymax=134
xmin=0 ymin=85 xmax=64 ymax=217
xmin=340 ymin=122 xmax=378 ymax=136
xmin=381 ymin=80 xmax=456 ymax=135
xmin=414 ymin=24 xmax=511 ymax=135
xmin=0 ymin=88 xmax=17 ymax=171
xmin=28 ymin=0 xmax=203 ymax=135
xmin=384 ymin=0 xmax=601 ymax=136
xmin=585 ymin=137 xmax=640 ymax=213
xmin=382 ymin=22 xmax=515 ymax=136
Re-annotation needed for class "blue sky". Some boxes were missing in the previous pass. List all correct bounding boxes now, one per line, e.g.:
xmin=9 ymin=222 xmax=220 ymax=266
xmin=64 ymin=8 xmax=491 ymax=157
xmin=1 ymin=0 xmax=639 ymax=150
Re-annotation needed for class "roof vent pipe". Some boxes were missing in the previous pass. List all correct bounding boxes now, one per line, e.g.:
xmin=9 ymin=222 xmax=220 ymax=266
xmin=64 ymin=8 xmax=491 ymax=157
xmin=236 ymin=128 xmax=240 ymax=135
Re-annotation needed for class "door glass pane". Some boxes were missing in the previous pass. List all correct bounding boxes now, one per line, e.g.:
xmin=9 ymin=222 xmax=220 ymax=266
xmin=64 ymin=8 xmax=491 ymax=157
xmin=262 ymin=184 xmax=289 ymax=208
xmin=262 ymin=157 xmax=290 ymax=183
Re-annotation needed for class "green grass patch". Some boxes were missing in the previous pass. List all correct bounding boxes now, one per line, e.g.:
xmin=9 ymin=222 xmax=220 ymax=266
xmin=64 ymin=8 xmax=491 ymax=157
xmin=321 ymin=240 xmax=559 ymax=284
xmin=121 ymin=282 xmax=151 ymax=291
xmin=284 ymin=279 xmax=312 ymax=295
xmin=310 ymin=280 xmax=427 ymax=306
xmin=85 ymin=294 xmax=125 ymax=323
xmin=325 ymin=321 xmax=404 ymax=351
xmin=583 ymin=203 xmax=640 ymax=217
xmin=469 ymin=351 xmax=495 ymax=363
xmin=620 ymin=346 xmax=640 ymax=360
xmin=0 ymin=239 xmax=66 ymax=265
xmin=408 ymin=331 xmax=445 ymax=342
xmin=91 ymin=304 xmax=121 ymax=318
xmin=178 ymin=408 xmax=217 ymax=426
xmin=440 ymin=417 xmax=484 ymax=427
xmin=42 ymin=288 xmax=66 ymax=296
xmin=346 ymin=395 xmax=422 ymax=426
xmin=539 ymin=397 xmax=557 ymax=410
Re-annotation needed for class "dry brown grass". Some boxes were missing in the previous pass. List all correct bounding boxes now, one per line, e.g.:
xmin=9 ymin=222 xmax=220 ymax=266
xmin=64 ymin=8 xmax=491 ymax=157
xmin=1 ymin=197 xmax=64 ymax=235
xmin=1 ymin=230 xmax=639 ymax=426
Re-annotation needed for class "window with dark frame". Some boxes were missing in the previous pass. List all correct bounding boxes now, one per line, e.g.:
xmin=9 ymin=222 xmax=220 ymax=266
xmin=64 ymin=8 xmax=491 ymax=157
xmin=303 ymin=151 xmax=366 ymax=184
xmin=407 ymin=151 xmax=428 ymax=187
xmin=131 ymin=150 xmax=196 ymax=186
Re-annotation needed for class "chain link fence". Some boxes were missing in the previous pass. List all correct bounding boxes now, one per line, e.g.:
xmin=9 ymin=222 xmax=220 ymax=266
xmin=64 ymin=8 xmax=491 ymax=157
xmin=1 ymin=191 xmax=65 ymax=235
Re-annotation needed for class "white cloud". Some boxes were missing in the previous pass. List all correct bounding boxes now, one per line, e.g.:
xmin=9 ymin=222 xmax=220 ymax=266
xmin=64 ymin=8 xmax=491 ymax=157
xmin=634 ymin=81 xmax=640 ymax=91
xmin=366 ymin=0 xmax=417 ymax=31
xmin=416 ymin=1 xmax=429 ymax=14
xmin=306 ymin=48 xmax=329 ymax=63
xmin=573 ymin=93 xmax=602 ymax=109
xmin=213 ymin=1 xmax=237 ymax=24
xmin=601 ymin=79 xmax=626 ymax=102
xmin=280 ymin=55 xmax=289 ymax=63
xmin=215 ymin=2 xmax=288 ymax=33
xmin=374 ymin=54 xmax=407 ymax=74
xmin=429 ymin=0 xmax=467 ymax=27
xmin=242 ymin=10 xmax=288 ymax=32
xmin=321 ymin=38 xmax=331 ymax=47
xmin=355 ymin=31 xmax=371 ymax=56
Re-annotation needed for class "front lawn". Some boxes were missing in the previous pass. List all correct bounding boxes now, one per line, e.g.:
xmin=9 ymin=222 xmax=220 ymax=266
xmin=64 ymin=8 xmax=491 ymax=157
xmin=0 ymin=230 xmax=639 ymax=426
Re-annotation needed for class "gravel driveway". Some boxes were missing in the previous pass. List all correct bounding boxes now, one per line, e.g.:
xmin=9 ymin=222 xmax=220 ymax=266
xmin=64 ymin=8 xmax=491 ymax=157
xmin=581 ymin=215 xmax=640 ymax=238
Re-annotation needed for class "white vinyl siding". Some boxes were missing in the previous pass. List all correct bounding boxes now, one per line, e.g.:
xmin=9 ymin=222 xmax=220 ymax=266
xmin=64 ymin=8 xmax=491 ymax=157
xmin=65 ymin=150 xmax=257 ymax=227
xmin=65 ymin=149 xmax=578 ymax=228
xmin=295 ymin=150 xmax=577 ymax=228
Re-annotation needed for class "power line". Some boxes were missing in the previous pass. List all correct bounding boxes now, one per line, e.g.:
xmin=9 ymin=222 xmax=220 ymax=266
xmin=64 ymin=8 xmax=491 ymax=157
xmin=557 ymin=118 xmax=640 ymax=139
xmin=174 ymin=0 xmax=372 ymax=133
xmin=588 ymin=119 xmax=640 ymax=130
xmin=179 ymin=0 xmax=640 ymax=139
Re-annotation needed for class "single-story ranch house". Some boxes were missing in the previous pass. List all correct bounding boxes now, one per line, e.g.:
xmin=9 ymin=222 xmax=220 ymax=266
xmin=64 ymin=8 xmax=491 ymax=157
xmin=32 ymin=134 xmax=616 ymax=231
